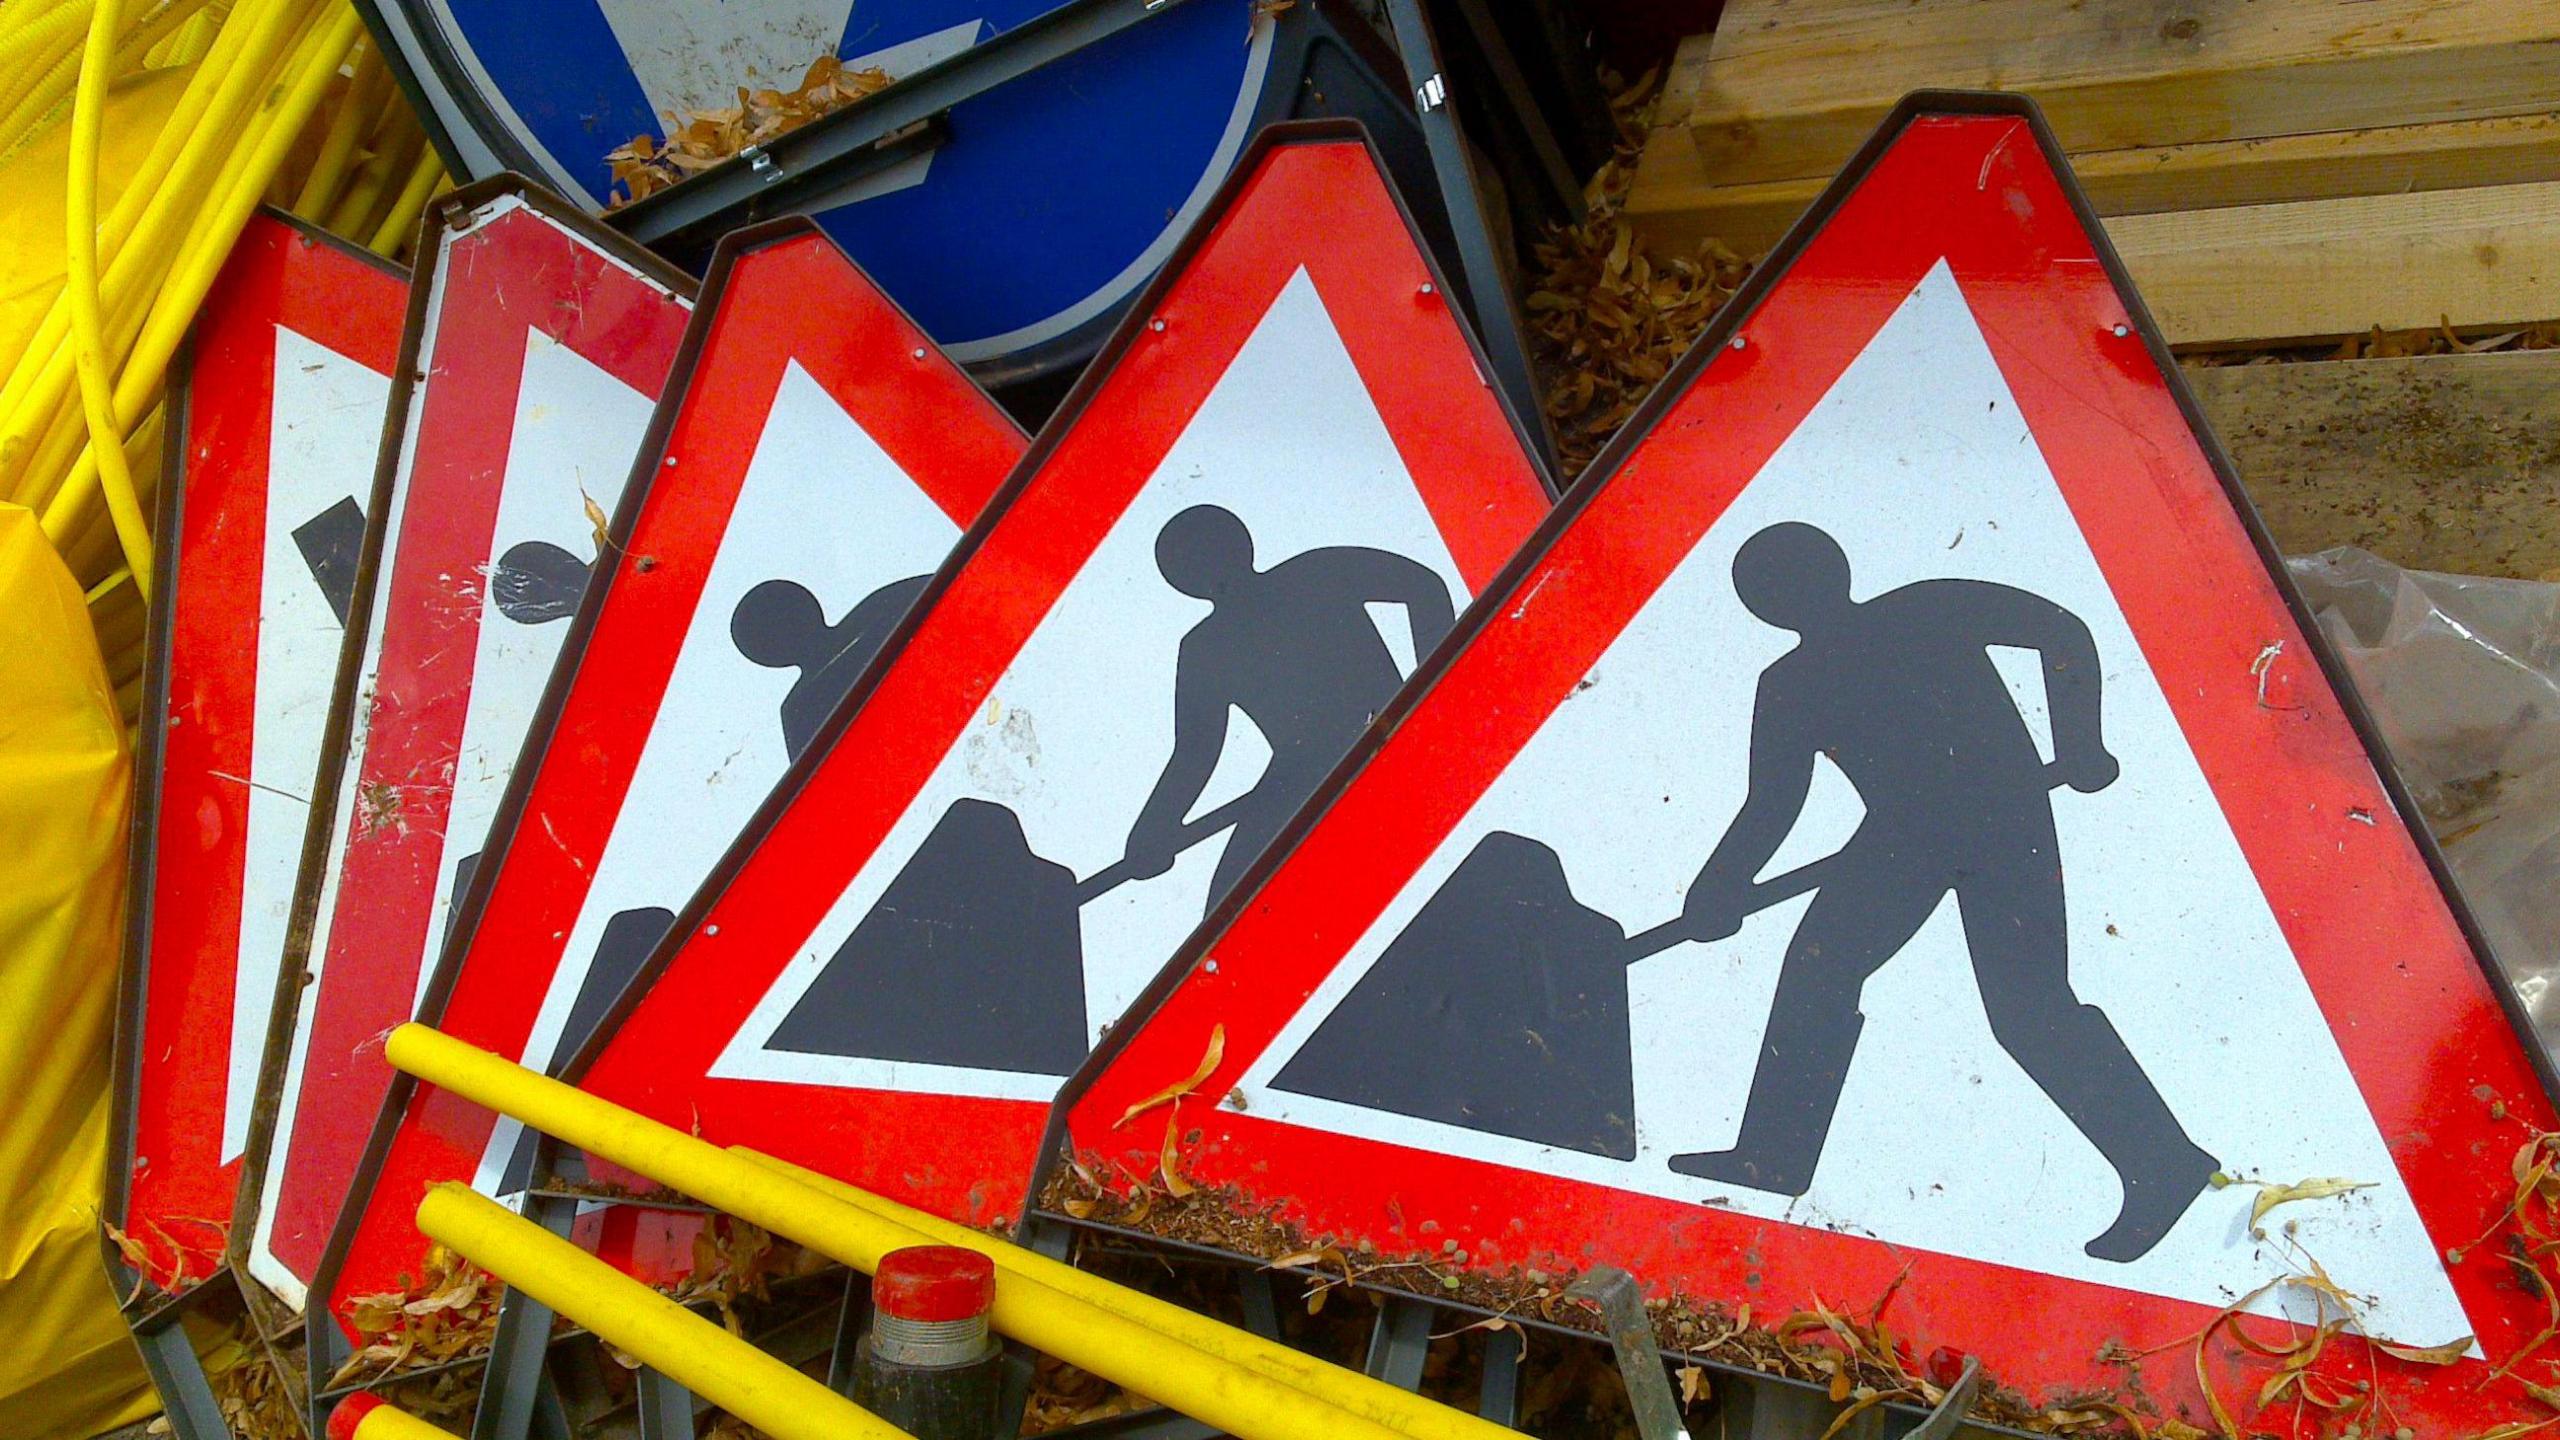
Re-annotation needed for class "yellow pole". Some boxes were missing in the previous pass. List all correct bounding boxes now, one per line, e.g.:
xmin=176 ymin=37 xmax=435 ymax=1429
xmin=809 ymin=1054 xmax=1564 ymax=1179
xmin=733 ymin=1147 xmax=1514 ymax=1440
xmin=416 ymin=1184 xmax=916 ymax=1440
xmin=381 ymin=1025 xmax=1469 ymax=1440
xmin=329 ymin=1394 xmax=461 ymax=1440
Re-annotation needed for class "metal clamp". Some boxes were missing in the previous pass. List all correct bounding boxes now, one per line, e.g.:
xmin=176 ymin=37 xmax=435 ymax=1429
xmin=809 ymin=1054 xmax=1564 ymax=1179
xmin=1563 ymin=1266 xmax=1691 ymax=1440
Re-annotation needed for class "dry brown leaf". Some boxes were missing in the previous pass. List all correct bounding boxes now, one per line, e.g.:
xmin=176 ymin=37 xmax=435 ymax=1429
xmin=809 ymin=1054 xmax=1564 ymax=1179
xmin=2248 ymin=1176 xmax=2375 ymax=1227
xmin=1115 ymin=1023 xmax=1224 ymax=1127
xmin=2374 ymin=1334 xmax=2471 ymax=1365
xmin=606 ymin=52 xmax=895 ymax=205
xmin=1159 ymin=1110 xmax=1194 ymax=1199
xmin=1814 ymin=1389 xmax=1887 ymax=1440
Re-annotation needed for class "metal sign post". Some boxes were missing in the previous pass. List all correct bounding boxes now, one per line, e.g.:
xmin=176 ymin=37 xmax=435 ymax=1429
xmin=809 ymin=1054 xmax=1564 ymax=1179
xmin=308 ymin=216 xmax=1029 ymax=1357
xmin=553 ymin=124 xmax=1554 ymax=1250
xmin=1034 ymin=92 xmax=2560 ymax=1440
xmin=235 ymin=179 xmax=695 ymax=1317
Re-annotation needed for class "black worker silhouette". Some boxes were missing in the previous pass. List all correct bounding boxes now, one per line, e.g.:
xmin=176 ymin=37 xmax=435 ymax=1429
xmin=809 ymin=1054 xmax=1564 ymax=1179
xmin=731 ymin=573 xmax=932 ymax=763
xmin=1275 ymin=831 xmax=1638 ymax=1159
xmin=491 ymin=539 xmax=590 ymax=625
xmin=291 ymin=495 xmax=366 ymax=624
xmin=1118 ymin=503 xmax=1456 ymax=909
xmin=762 ymin=504 xmax=1456 ymax=1076
xmin=1667 ymin=521 xmax=2215 ymax=1263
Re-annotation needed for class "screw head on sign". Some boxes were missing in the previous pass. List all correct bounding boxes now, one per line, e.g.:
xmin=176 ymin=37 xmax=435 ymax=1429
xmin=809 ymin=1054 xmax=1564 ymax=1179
xmin=1419 ymin=282 xmax=1435 ymax=296
xmin=1729 ymin=335 xmax=1747 ymax=350
xmin=1150 ymin=317 xmax=1167 ymax=333
xmin=2112 ymin=323 xmax=2130 ymax=337
xmin=703 ymin=924 xmax=720 ymax=937
xmin=912 ymin=348 xmax=926 ymax=360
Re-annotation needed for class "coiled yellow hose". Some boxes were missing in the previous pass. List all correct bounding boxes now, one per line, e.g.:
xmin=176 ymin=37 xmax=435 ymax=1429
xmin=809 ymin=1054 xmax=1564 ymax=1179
xmin=0 ymin=0 xmax=451 ymax=721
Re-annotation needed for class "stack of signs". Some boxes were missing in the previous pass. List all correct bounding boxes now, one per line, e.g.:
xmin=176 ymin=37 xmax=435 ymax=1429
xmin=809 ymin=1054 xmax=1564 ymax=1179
xmin=1036 ymin=97 xmax=2560 ymax=1438
xmin=557 ymin=124 xmax=1553 ymax=1233
xmin=109 ymin=215 xmax=405 ymax=1306
xmin=243 ymin=181 xmax=694 ymax=1309
xmin=311 ymin=217 xmax=1030 ymax=1340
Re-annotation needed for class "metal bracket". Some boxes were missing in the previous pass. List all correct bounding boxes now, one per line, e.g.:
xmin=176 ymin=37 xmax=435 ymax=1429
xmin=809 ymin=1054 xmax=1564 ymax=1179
xmin=131 ymin=1306 xmax=232 ymax=1440
xmin=1564 ymin=1266 xmax=1691 ymax=1440
xmin=470 ymin=1190 xmax=577 ymax=1440
xmin=1377 ymin=0 xmax=1559 ymax=472
xmin=634 ymin=1366 xmax=697 ymax=1440
xmin=1363 ymin=1295 xmax=1436 ymax=1389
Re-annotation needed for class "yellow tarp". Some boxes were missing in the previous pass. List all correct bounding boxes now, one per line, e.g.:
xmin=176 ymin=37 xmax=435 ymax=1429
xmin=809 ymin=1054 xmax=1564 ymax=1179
xmin=0 ymin=502 xmax=143 ymax=1438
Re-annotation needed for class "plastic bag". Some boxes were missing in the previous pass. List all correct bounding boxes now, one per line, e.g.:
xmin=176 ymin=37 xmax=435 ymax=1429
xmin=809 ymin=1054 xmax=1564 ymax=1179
xmin=0 ymin=505 xmax=150 ymax=1439
xmin=2290 ymin=547 xmax=2560 ymax=1046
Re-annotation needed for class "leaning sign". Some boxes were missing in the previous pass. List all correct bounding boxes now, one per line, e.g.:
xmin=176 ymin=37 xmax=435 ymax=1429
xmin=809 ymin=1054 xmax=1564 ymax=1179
xmin=311 ymin=218 xmax=1027 ymax=1338
xmin=1038 ymin=95 xmax=2560 ymax=1437
xmin=562 ymin=124 xmax=1553 ymax=1234
xmin=244 ymin=180 xmax=694 ymax=1308
xmin=108 ymin=213 xmax=405 ymax=1305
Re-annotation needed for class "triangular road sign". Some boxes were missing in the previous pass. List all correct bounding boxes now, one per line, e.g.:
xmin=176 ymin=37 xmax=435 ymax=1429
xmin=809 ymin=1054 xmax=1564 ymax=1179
xmin=1037 ymin=95 xmax=2560 ymax=1437
xmin=109 ymin=213 xmax=405 ymax=1305
xmin=242 ymin=180 xmax=694 ymax=1308
xmin=562 ymin=123 xmax=1554 ymax=1231
xmin=313 ymin=219 xmax=1027 ymax=1336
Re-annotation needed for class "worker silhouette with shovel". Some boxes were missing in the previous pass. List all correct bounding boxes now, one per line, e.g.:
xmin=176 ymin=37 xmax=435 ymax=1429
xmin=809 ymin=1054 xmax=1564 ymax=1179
xmin=763 ymin=503 xmax=1457 ymax=1076
xmin=1668 ymin=522 xmax=2215 ymax=1263
xmin=1115 ymin=503 xmax=1458 ymax=907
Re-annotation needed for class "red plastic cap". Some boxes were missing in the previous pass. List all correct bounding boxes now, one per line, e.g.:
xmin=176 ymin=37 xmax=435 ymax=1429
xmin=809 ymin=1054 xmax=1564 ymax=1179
xmin=327 ymin=1392 xmax=385 ymax=1440
xmin=873 ymin=1245 xmax=996 ymax=1322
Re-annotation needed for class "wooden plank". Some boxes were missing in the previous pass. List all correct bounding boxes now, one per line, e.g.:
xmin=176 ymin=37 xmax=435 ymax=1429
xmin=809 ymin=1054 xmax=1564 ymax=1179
xmin=1683 ymin=0 xmax=2560 ymax=189
xmin=2191 ymin=350 xmax=2560 ymax=579
xmin=1629 ymin=112 xmax=2560 ymax=258
xmin=2113 ymin=182 xmax=2560 ymax=348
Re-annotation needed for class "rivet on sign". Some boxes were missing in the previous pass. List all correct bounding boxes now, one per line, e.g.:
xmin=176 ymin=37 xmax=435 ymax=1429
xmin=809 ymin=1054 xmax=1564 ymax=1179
xmin=911 ymin=348 xmax=925 ymax=360
xmin=663 ymin=455 xmax=677 ymax=466
xmin=1150 ymin=318 xmax=1167 ymax=333
xmin=1729 ymin=335 xmax=1747 ymax=350
xmin=704 ymin=924 xmax=720 ymax=937
xmin=1204 ymin=958 xmax=1220 ymax=974
xmin=1419 ymin=282 xmax=1435 ymax=296
xmin=2112 ymin=323 xmax=2130 ymax=337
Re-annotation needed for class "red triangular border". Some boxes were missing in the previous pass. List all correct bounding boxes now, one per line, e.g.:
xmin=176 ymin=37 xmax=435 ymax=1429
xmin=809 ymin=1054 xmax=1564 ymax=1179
xmin=1040 ymin=96 xmax=2560 ymax=1437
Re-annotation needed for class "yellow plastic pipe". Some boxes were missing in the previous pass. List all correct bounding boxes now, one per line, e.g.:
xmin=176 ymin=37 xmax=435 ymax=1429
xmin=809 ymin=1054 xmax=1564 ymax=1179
xmin=732 ymin=1148 xmax=1518 ymax=1440
xmin=416 ymin=1184 xmax=914 ymax=1440
xmin=0 ymin=0 xmax=299 ymax=448
xmin=368 ymin=144 xmax=443 ymax=257
xmin=382 ymin=1025 xmax=1459 ymax=1440
xmin=63 ymin=0 xmax=153 ymax=594
xmin=41 ymin=6 xmax=358 ymax=536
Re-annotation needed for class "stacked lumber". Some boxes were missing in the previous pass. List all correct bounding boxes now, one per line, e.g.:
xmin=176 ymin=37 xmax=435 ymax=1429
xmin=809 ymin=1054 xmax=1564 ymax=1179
xmin=1605 ymin=0 xmax=2560 ymax=578
xmin=1625 ymin=0 xmax=2560 ymax=349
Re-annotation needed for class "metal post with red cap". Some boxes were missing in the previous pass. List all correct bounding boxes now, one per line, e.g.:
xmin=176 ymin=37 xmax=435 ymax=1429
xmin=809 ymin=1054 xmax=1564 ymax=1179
xmin=855 ymin=1246 xmax=1003 ymax=1440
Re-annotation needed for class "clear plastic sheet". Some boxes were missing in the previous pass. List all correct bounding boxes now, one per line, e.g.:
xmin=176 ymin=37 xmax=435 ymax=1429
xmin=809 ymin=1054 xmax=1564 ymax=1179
xmin=2290 ymin=547 xmax=2560 ymax=1048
